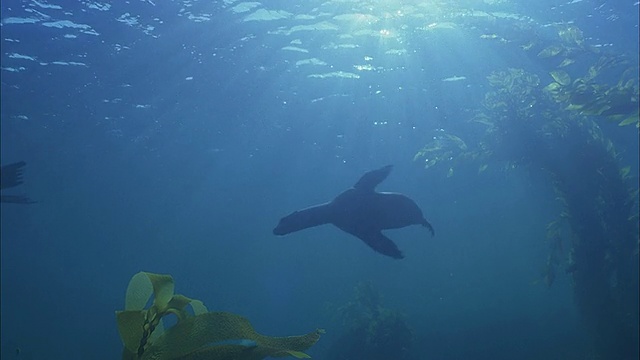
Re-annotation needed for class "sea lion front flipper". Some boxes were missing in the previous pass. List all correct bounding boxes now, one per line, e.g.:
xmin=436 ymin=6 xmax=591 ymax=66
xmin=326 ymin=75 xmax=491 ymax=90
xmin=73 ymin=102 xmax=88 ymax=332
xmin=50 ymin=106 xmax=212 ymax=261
xmin=356 ymin=231 xmax=404 ymax=259
xmin=353 ymin=165 xmax=393 ymax=191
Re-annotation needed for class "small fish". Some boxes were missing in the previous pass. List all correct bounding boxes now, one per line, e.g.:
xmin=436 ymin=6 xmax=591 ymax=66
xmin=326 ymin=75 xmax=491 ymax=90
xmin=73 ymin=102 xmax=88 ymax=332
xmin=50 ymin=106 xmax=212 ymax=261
xmin=442 ymin=75 xmax=466 ymax=82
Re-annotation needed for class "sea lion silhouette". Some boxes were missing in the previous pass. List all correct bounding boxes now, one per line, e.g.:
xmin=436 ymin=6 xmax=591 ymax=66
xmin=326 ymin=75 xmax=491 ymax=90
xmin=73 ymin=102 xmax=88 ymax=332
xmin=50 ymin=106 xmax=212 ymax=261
xmin=1 ymin=161 xmax=36 ymax=204
xmin=273 ymin=165 xmax=434 ymax=259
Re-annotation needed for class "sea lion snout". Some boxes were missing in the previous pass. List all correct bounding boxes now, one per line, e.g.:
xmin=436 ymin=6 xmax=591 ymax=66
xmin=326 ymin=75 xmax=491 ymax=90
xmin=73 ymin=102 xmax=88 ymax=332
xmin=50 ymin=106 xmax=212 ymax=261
xmin=273 ymin=211 xmax=300 ymax=236
xmin=273 ymin=223 xmax=287 ymax=235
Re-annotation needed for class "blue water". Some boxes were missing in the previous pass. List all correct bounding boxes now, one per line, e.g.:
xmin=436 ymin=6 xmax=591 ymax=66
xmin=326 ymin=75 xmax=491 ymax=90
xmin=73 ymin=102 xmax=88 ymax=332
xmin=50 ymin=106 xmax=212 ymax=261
xmin=1 ymin=1 xmax=638 ymax=359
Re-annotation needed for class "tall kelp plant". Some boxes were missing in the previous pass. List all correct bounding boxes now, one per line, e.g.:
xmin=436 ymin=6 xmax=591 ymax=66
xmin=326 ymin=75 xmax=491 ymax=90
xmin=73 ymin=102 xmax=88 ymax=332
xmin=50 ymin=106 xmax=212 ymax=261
xmin=414 ymin=64 xmax=638 ymax=358
xmin=116 ymin=272 xmax=323 ymax=360
xmin=326 ymin=282 xmax=413 ymax=360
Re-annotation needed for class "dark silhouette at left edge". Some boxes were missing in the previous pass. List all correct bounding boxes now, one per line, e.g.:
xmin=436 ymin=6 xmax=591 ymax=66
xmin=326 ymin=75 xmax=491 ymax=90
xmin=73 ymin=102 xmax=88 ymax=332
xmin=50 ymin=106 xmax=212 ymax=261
xmin=1 ymin=161 xmax=36 ymax=204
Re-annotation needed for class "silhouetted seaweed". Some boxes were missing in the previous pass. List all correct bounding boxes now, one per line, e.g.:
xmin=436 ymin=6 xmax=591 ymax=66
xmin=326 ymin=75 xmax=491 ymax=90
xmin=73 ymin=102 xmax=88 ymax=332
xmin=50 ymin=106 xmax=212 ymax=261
xmin=327 ymin=282 xmax=413 ymax=360
xmin=415 ymin=63 xmax=639 ymax=358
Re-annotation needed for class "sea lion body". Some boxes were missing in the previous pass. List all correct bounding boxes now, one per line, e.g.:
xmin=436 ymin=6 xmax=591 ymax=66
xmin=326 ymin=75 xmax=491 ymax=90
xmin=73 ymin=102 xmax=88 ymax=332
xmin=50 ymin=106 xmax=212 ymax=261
xmin=273 ymin=165 xmax=434 ymax=259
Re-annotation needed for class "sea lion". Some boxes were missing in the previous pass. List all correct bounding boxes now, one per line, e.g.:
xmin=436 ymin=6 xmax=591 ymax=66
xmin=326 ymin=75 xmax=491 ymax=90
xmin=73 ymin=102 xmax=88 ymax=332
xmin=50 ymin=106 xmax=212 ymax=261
xmin=1 ymin=161 xmax=36 ymax=204
xmin=273 ymin=165 xmax=434 ymax=259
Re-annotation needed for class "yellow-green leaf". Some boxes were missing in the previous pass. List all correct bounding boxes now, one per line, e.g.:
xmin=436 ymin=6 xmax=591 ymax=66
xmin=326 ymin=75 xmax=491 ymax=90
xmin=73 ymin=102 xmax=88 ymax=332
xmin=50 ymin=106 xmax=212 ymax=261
xmin=618 ymin=115 xmax=639 ymax=127
xmin=190 ymin=300 xmax=208 ymax=316
xmin=284 ymin=350 xmax=312 ymax=359
xmin=565 ymin=104 xmax=583 ymax=111
xmin=444 ymin=133 xmax=467 ymax=150
xmin=521 ymin=42 xmax=534 ymax=51
xmin=558 ymin=58 xmax=575 ymax=68
xmin=544 ymin=82 xmax=562 ymax=92
xmin=538 ymin=45 xmax=562 ymax=58
xmin=620 ymin=166 xmax=631 ymax=178
xmin=550 ymin=70 xmax=570 ymax=86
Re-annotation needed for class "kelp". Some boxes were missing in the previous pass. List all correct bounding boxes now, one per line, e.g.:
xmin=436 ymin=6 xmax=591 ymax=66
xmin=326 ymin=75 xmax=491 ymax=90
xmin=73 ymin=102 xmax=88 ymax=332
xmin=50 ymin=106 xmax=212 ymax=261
xmin=327 ymin=282 xmax=413 ymax=360
xmin=413 ymin=132 xmax=473 ymax=175
xmin=534 ymin=24 xmax=588 ymax=60
xmin=414 ymin=66 xmax=639 ymax=358
xmin=116 ymin=272 xmax=323 ymax=360
xmin=543 ymin=57 xmax=639 ymax=127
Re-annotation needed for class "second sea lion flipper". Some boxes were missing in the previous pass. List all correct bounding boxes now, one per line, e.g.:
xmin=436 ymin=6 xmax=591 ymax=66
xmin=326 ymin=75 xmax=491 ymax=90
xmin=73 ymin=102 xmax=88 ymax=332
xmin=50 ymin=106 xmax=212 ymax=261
xmin=357 ymin=231 xmax=404 ymax=259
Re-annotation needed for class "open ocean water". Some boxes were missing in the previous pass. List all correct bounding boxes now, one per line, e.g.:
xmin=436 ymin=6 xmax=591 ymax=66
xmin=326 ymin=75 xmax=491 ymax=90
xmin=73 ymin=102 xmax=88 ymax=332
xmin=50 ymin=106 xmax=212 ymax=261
xmin=1 ymin=1 xmax=638 ymax=359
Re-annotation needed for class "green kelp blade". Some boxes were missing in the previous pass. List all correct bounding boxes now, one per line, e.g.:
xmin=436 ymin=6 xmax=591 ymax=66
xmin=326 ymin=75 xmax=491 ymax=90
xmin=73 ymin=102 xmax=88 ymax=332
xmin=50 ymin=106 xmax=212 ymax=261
xmin=125 ymin=272 xmax=175 ymax=311
xmin=125 ymin=272 xmax=155 ymax=311
xmin=122 ymin=347 xmax=137 ymax=360
xmin=118 ymin=272 xmax=178 ymax=357
xmin=557 ymin=58 xmax=575 ymax=68
xmin=550 ymin=70 xmax=570 ymax=86
xmin=116 ymin=310 xmax=147 ymax=354
xmin=142 ymin=312 xmax=323 ymax=360
xmin=558 ymin=25 xmax=584 ymax=45
xmin=424 ymin=158 xmax=437 ymax=169
xmin=537 ymin=45 xmax=562 ymax=58
xmin=472 ymin=114 xmax=495 ymax=128
xmin=150 ymin=318 xmax=166 ymax=344
xmin=543 ymin=82 xmax=562 ymax=94
xmin=447 ymin=167 xmax=454 ymax=178
xmin=618 ymin=114 xmax=639 ymax=127
xmin=619 ymin=166 xmax=631 ymax=179
xmin=190 ymin=300 xmax=208 ymax=316
xmin=521 ymin=42 xmax=534 ymax=51
xmin=146 ymin=272 xmax=176 ymax=310
xmin=444 ymin=133 xmax=467 ymax=150
xmin=167 ymin=294 xmax=195 ymax=321
xmin=565 ymin=104 xmax=583 ymax=111
xmin=586 ymin=65 xmax=599 ymax=80
xmin=281 ymin=350 xmax=312 ymax=358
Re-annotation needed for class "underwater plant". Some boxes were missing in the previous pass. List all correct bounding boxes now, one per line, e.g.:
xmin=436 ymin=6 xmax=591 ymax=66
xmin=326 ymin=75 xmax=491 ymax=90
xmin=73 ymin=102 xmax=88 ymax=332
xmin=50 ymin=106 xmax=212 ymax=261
xmin=414 ymin=63 xmax=639 ymax=358
xmin=544 ymin=58 xmax=639 ymax=127
xmin=115 ymin=272 xmax=323 ymax=360
xmin=327 ymin=281 xmax=413 ymax=360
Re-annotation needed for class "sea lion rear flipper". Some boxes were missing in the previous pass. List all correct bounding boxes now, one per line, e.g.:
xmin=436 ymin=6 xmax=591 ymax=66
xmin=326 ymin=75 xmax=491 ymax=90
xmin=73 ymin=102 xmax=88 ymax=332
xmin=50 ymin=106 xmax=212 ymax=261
xmin=353 ymin=165 xmax=393 ymax=191
xmin=357 ymin=231 xmax=404 ymax=259
xmin=422 ymin=218 xmax=435 ymax=236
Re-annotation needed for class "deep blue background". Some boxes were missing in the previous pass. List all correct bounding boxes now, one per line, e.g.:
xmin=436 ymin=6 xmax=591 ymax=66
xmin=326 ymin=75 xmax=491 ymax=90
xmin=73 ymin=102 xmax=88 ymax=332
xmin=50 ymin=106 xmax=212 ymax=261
xmin=1 ymin=1 xmax=638 ymax=359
